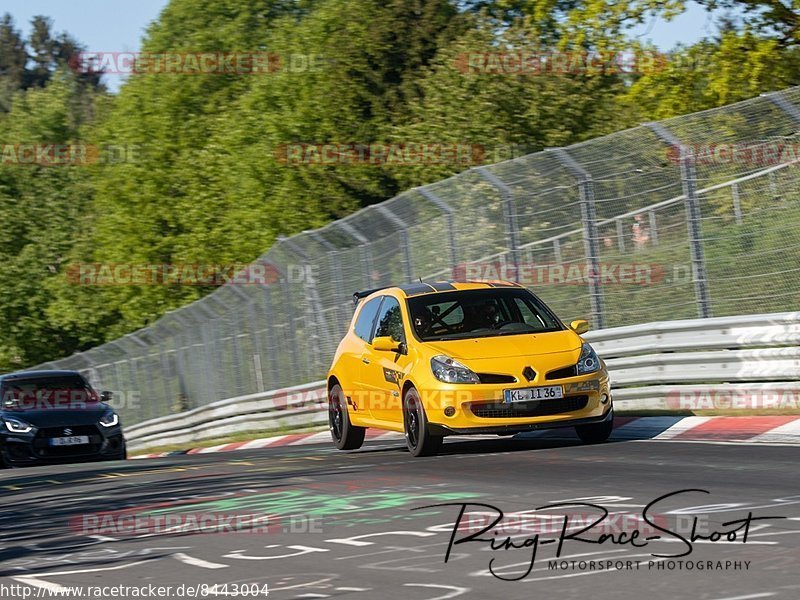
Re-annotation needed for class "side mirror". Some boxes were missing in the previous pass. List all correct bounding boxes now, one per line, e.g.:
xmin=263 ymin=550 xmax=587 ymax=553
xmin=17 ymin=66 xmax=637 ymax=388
xmin=569 ymin=319 xmax=590 ymax=335
xmin=372 ymin=336 xmax=402 ymax=352
xmin=100 ymin=390 xmax=113 ymax=402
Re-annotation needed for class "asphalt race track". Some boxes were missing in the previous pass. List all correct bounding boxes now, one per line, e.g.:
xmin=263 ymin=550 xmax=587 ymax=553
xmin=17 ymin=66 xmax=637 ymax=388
xmin=1 ymin=435 xmax=798 ymax=600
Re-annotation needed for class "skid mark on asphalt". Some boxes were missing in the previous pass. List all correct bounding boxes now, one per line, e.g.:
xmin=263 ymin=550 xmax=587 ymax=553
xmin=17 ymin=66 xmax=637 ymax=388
xmin=224 ymin=545 xmax=330 ymax=560
xmin=403 ymin=583 xmax=470 ymax=599
xmin=172 ymin=552 xmax=228 ymax=569
xmin=326 ymin=531 xmax=436 ymax=547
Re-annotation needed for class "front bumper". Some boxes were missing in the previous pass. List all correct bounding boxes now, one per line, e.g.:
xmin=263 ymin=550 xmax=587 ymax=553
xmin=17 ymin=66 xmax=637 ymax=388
xmin=1 ymin=425 xmax=126 ymax=467
xmin=422 ymin=372 xmax=611 ymax=435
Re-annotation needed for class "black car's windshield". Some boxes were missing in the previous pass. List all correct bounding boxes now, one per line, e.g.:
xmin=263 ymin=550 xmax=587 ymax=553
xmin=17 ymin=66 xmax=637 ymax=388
xmin=1 ymin=376 xmax=98 ymax=409
xmin=407 ymin=288 xmax=563 ymax=341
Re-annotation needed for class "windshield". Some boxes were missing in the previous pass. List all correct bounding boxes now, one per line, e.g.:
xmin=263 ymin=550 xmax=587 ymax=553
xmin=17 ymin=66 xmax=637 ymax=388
xmin=407 ymin=288 xmax=563 ymax=341
xmin=1 ymin=375 xmax=98 ymax=410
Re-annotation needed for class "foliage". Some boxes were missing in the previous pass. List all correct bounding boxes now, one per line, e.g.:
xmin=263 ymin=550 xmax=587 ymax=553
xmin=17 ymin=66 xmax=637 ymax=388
xmin=0 ymin=0 xmax=798 ymax=370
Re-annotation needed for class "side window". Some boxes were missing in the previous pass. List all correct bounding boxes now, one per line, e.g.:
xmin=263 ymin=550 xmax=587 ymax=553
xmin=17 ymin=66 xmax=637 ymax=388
xmin=374 ymin=297 xmax=405 ymax=343
xmin=353 ymin=297 xmax=382 ymax=342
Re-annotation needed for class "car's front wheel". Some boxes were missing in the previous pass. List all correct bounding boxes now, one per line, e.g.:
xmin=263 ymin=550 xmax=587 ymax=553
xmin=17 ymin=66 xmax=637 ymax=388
xmin=403 ymin=387 xmax=442 ymax=457
xmin=575 ymin=409 xmax=614 ymax=444
xmin=329 ymin=383 xmax=365 ymax=450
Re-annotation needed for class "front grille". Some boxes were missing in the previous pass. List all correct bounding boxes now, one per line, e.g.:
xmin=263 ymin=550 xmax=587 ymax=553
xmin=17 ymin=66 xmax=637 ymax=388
xmin=477 ymin=373 xmax=517 ymax=384
xmin=469 ymin=395 xmax=589 ymax=419
xmin=546 ymin=365 xmax=577 ymax=380
xmin=33 ymin=424 xmax=102 ymax=456
xmin=37 ymin=424 xmax=100 ymax=438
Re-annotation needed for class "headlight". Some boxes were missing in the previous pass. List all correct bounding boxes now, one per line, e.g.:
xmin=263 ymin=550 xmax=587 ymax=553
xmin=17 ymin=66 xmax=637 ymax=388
xmin=4 ymin=416 xmax=33 ymax=433
xmin=99 ymin=411 xmax=119 ymax=428
xmin=576 ymin=342 xmax=601 ymax=375
xmin=431 ymin=355 xmax=480 ymax=384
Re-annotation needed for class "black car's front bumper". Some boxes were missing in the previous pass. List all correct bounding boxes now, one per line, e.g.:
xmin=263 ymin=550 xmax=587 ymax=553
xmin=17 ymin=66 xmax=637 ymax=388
xmin=1 ymin=424 xmax=126 ymax=467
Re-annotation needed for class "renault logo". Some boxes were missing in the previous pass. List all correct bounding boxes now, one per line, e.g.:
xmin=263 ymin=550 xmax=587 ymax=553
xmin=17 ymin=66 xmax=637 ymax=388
xmin=522 ymin=366 xmax=537 ymax=381
xmin=63 ymin=428 xmax=73 ymax=436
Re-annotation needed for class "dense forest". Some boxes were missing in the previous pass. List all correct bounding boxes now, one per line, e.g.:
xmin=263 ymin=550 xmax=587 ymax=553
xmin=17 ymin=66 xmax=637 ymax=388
xmin=0 ymin=0 xmax=798 ymax=371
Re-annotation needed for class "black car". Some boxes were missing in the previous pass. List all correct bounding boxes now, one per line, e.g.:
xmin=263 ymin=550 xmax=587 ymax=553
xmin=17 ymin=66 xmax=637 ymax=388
xmin=0 ymin=370 xmax=126 ymax=468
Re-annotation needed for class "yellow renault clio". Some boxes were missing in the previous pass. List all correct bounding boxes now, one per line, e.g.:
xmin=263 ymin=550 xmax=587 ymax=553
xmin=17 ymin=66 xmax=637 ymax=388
xmin=327 ymin=281 xmax=612 ymax=456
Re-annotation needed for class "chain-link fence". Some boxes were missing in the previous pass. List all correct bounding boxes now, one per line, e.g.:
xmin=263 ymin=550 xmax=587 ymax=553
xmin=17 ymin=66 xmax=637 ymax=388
xmin=35 ymin=87 xmax=800 ymax=426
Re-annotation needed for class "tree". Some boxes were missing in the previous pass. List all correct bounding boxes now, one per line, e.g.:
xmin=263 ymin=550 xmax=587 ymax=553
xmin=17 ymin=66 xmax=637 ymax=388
xmin=0 ymin=14 xmax=27 ymax=111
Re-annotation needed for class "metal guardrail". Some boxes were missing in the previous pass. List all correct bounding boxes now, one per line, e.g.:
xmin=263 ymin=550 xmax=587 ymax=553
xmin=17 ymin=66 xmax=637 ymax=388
xmin=126 ymin=311 xmax=800 ymax=451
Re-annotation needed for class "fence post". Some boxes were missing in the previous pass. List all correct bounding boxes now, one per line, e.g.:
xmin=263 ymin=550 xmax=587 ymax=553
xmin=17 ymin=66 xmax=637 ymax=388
xmin=416 ymin=186 xmax=459 ymax=273
xmin=258 ymin=269 xmax=283 ymax=387
xmin=229 ymin=286 xmax=264 ymax=395
xmin=336 ymin=222 xmax=374 ymax=287
xmin=731 ymin=183 xmax=743 ymax=225
xmin=279 ymin=272 xmax=303 ymax=378
xmin=195 ymin=302 xmax=225 ymax=403
xmin=550 ymin=148 xmax=605 ymax=329
xmin=648 ymin=211 xmax=659 ymax=246
xmin=473 ymin=166 xmax=520 ymax=279
xmin=172 ymin=310 xmax=206 ymax=407
xmin=278 ymin=236 xmax=328 ymax=376
xmin=157 ymin=338 xmax=173 ymax=414
xmin=376 ymin=205 xmax=413 ymax=282
xmin=207 ymin=294 xmax=244 ymax=397
xmin=310 ymin=232 xmax=350 ymax=330
xmin=762 ymin=90 xmax=800 ymax=123
xmin=646 ymin=122 xmax=712 ymax=319
xmin=125 ymin=333 xmax=153 ymax=419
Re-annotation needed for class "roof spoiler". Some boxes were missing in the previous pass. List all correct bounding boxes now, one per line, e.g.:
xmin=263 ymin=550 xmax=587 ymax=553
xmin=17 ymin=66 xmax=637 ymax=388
xmin=353 ymin=287 xmax=387 ymax=305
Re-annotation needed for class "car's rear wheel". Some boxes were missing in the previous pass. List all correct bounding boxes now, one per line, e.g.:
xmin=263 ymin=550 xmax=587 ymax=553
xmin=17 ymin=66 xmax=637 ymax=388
xmin=575 ymin=409 xmax=614 ymax=444
xmin=403 ymin=387 xmax=442 ymax=457
xmin=329 ymin=383 xmax=365 ymax=450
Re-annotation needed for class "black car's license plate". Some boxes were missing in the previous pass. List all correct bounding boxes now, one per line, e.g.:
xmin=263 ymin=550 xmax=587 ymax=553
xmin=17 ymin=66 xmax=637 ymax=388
xmin=49 ymin=436 xmax=90 ymax=446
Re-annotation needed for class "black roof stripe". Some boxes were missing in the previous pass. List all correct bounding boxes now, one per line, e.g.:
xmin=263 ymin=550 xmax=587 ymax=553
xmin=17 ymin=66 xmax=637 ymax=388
xmin=428 ymin=282 xmax=456 ymax=292
xmin=399 ymin=282 xmax=437 ymax=295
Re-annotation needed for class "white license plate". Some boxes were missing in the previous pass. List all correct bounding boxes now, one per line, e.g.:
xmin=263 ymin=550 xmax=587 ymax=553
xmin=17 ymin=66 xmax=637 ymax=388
xmin=504 ymin=386 xmax=563 ymax=403
xmin=49 ymin=436 xmax=89 ymax=446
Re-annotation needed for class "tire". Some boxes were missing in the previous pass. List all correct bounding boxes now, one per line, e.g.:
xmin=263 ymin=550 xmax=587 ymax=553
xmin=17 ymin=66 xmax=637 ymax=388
xmin=575 ymin=408 xmax=614 ymax=444
xmin=328 ymin=384 xmax=365 ymax=450
xmin=403 ymin=387 xmax=443 ymax=457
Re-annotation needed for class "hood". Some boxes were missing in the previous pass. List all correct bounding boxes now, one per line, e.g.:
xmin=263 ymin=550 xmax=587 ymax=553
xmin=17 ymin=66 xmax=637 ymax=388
xmin=2 ymin=404 xmax=110 ymax=428
xmin=424 ymin=329 xmax=581 ymax=360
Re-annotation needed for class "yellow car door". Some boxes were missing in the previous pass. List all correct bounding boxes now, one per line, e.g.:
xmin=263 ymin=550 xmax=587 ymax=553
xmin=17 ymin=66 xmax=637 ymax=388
xmin=363 ymin=295 xmax=409 ymax=425
xmin=346 ymin=295 xmax=383 ymax=419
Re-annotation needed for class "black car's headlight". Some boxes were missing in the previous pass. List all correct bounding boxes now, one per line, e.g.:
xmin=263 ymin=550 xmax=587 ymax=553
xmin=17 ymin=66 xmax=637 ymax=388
xmin=576 ymin=342 xmax=601 ymax=375
xmin=431 ymin=355 xmax=480 ymax=384
xmin=99 ymin=411 xmax=119 ymax=428
xmin=4 ymin=416 xmax=33 ymax=433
